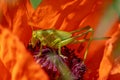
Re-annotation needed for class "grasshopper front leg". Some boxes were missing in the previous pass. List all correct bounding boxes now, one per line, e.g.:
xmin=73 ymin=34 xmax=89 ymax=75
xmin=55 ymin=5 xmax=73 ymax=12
xmin=57 ymin=38 xmax=75 ymax=58
xmin=34 ymin=43 xmax=43 ymax=57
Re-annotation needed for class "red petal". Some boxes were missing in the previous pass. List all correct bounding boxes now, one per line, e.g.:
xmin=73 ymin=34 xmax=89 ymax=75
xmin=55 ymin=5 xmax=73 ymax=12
xmin=0 ymin=59 xmax=11 ymax=80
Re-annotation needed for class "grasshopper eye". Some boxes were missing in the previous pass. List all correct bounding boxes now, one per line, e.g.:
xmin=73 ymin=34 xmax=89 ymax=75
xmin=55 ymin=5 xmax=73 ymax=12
xmin=32 ymin=31 xmax=37 ymax=38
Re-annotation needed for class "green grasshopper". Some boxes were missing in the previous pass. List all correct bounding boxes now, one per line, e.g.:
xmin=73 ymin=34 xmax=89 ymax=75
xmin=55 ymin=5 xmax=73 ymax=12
xmin=30 ymin=26 xmax=108 ymax=61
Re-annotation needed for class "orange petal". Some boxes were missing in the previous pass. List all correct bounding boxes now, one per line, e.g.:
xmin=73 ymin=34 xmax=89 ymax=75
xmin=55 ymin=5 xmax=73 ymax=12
xmin=0 ymin=0 xmax=32 ymax=46
xmin=0 ymin=26 xmax=49 ymax=80
xmin=30 ymin=0 xmax=99 ymax=29
xmin=98 ymin=42 xmax=113 ymax=80
xmin=29 ymin=0 xmax=112 ymax=31
xmin=98 ymin=24 xmax=120 ymax=80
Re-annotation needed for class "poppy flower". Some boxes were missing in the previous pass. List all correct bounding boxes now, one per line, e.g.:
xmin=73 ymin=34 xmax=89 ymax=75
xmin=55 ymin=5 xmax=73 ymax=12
xmin=0 ymin=0 xmax=120 ymax=80
xmin=28 ymin=0 xmax=114 ymax=79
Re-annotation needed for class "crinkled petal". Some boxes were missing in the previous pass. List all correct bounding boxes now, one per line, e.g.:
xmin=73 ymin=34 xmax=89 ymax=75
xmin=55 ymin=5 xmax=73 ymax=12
xmin=0 ymin=26 xmax=49 ymax=80
xmin=29 ymin=0 xmax=112 ymax=31
xmin=98 ymin=24 xmax=120 ymax=80
xmin=0 ymin=0 xmax=32 ymax=46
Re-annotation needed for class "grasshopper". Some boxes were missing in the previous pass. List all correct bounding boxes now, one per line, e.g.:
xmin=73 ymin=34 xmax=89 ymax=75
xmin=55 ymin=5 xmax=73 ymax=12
xmin=30 ymin=26 xmax=109 ymax=61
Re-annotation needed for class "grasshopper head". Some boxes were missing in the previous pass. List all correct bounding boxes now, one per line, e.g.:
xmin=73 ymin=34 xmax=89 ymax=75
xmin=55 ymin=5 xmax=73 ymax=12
xmin=30 ymin=31 xmax=39 ymax=48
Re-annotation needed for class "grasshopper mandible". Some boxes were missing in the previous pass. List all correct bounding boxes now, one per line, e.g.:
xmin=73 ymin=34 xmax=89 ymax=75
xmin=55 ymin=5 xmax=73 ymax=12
xmin=30 ymin=26 xmax=109 ymax=61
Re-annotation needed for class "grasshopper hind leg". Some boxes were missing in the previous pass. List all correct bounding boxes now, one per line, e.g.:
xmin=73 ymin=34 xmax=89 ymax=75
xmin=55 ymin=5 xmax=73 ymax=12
xmin=70 ymin=26 xmax=94 ymax=62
